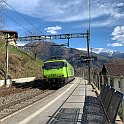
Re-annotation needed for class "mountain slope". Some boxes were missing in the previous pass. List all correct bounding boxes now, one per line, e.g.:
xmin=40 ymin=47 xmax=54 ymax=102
xmin=0 ymin=40 xmax=43 ymax=80
xmin=24 ymin=41 xmax=110 ymax=68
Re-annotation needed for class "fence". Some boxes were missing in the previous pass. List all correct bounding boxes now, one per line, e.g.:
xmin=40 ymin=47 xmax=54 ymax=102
xmin=91 ymin=74 xmax=124 ymax=123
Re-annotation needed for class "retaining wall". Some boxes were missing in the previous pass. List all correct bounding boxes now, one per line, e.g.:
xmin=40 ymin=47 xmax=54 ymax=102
xmin=0 ymin=77 xmax=36 ymax=87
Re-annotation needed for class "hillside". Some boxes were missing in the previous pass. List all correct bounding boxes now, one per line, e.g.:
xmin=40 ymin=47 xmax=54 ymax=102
xmin=24 ymin=41 xmax=110 ymax=68
xmin=0 ymin=40 xmax=43 ymax=80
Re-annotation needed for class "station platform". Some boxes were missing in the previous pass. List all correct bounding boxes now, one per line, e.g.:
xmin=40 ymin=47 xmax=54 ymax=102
xmin=47 ymin=78 xmax=97 ymax=124
xmin=0 ymin=77 xmax=97 ymax=124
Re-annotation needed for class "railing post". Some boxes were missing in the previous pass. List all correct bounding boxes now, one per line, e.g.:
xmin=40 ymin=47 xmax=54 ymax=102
xmin=120 ymin=76 xmax=124 ymax=122
xmin=82 ymin=71 xmax=84 ymax=79
xmin=120 ymin=76 xmax=124 ymax=92
xmin=91 ymin=74 xmax=94 ymax=84
xmin=102 ymin=75 xmax=104 ymax=85
xmin=98 ymin=75 xmax=101 ymax=90
xmin=113 ymin=76 xmax=120 ymax=91
xmin=108 ymin=76 xmax=111 ymax=86
xmin=95 ymin=74 xmax=98 ymax=87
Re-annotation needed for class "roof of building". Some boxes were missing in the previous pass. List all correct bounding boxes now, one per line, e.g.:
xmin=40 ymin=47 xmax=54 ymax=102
xmin=0 ymin=30 xmax=18 ymax=38
xmin=105 ymin=58 xmax=124 ymax=76
xmin=0 ymin=30 xmax=18 ymax=34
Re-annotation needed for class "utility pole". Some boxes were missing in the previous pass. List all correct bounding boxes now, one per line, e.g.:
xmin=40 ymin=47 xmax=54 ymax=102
xmin=5 ymin=33 xmax=9 ymax=85
xmin=86 ymin=30 xmax=91 ymax=84
xmin=87 ymin=0 xmax=91 ymax=84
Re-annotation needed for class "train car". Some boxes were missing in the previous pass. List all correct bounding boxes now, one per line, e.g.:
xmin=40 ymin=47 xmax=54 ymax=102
xmin=43 ymin=57 xmax=74 ymax=87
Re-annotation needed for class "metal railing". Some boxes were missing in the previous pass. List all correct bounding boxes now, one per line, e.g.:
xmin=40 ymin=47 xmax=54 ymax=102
xmin=91 ymin=74 xmax=124 ymax=123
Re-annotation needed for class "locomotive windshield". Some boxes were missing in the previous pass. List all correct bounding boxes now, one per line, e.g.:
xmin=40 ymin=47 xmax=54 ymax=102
xmin=44 ymin=61 xmax=66 ymax=69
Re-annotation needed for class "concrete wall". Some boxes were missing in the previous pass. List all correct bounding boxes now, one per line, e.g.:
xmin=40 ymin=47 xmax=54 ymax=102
xmin=12 ymin=77 xmax=36 ymax=83
xmin=0 ymin=79 xmax=12 ymax=87
xmin=0 ymin=77 xmax=36 ymax=87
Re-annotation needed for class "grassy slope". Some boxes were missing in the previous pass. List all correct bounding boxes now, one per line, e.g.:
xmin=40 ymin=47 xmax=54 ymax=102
xmin=0 ymin=40 xmax=43 ymax=80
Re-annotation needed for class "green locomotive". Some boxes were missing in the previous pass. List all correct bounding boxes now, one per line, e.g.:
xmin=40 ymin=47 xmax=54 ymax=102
xmin=43 ymin=57 xmax=74 ymax=87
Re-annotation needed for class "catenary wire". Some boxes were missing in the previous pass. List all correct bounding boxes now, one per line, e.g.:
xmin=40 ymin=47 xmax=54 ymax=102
xmin=4 ymin=1 xmax=44 ymax=35
xmin=0 ymin=10 xmax=31 ymax=33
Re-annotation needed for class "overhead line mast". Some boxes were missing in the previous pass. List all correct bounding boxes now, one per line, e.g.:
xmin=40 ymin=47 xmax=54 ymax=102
xmin=87 ymin=0 xmax=91 ymax=84
xmin=19 ymin=33 xmax=87 ymax=40
xmin=17 ymin=0 xmax=91 ymax=84
xmin=18 ymin=33 xmax=88 ymax=47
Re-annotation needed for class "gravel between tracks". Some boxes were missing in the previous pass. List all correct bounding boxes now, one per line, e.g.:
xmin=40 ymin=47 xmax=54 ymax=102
xmin=0 ymin=87 xmax=55 ymax=119
xmin=0 ymin=89 xmax=43 ymax=107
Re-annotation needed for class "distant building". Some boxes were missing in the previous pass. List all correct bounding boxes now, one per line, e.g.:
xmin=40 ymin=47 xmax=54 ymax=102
xmin=97 ymin=59 xmax=124 ymax=91
xmin=105 ymin=58 xmax=124 ymax=76
xmin=0 ymin=30 xmax=18 ymax=46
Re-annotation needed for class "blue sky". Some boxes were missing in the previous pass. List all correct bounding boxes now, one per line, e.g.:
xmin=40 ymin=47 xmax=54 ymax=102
xmin=1 ymin=0 xmax=124 ymax=53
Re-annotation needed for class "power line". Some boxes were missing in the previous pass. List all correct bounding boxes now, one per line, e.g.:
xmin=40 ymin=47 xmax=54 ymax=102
xmin=4 ymin=1 xmax=44 ymax=35
xmin=0 ymin=0 xmax=5 ymax=29
xmin=0 ymin=10 xmax=31 ymax=33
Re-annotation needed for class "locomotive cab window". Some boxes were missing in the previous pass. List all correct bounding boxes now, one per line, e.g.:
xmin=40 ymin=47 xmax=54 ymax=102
xmin=42 ymin=65 xmax=45 ymax=69
xmin=64 ymin=62 xmax=67 ymax=67
xmin=44 ymin=61 xmax=65 ymax=69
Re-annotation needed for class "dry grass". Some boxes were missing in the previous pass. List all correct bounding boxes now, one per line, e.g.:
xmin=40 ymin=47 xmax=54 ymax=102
xmin=0 ymin=40 xmax=43 ymax=80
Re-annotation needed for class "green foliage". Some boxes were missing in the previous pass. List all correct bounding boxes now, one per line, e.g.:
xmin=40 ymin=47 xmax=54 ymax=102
xmin=118 ymin=106 xmax=123 ymax=120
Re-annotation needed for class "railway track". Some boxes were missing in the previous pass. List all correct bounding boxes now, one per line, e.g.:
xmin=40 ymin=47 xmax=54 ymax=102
xmin=0 ymin=87 xmax=56 ymax=119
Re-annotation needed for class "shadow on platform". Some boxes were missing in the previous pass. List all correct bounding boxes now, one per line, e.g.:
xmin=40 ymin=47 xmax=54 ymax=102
xmin=47 ymin=108 xmax=81 ymax=124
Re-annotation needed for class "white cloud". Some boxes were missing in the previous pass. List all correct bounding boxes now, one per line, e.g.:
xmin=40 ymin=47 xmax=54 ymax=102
xmin=92 ymin=48 xmax=114 ymax=54
xmin=107 ymin=43 xmax=123 ymax=47
xmin=44 ymin=26 xmax=62 ymax=34
xmin=97 ymin=2 xmax=124 ymax=18
xmin=6 ymin=0 xmax=87 ymax=22
xmin=17 ymin=42 xmax=26 ymax=46
xmin=6 ymin=0 xmax=124 ymax=23
xmin=117 ymin=3 xmax=124 ymax=7
xmin=112 ymin=26 xmax=124 ymax=36
xmin=91 ymin=19 xmax=113 ymax=27
xmin=92 ymin=48 xmax=107 ymax=54
xmin=76 ymin=48 xmax=87 ymax=51
xmin=76 ymin=47 xmax=114 ymax=55
xmin=110 ymin=26 xmax=124 ymax=46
